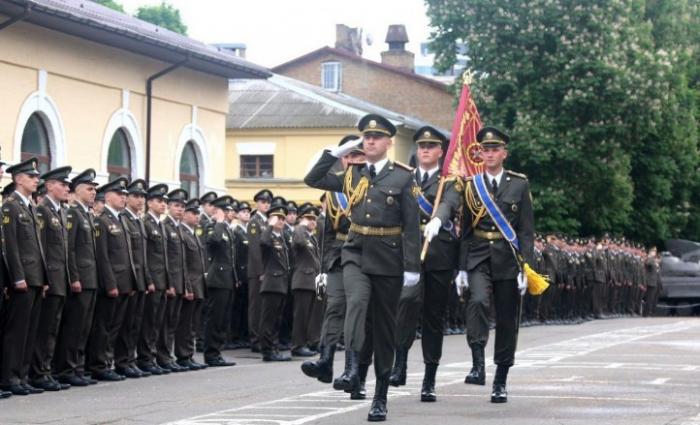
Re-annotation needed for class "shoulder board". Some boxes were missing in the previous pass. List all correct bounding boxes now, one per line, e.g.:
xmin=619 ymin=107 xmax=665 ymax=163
xmin=392 ymin=161 xmax=414 ymax=172
xmin=506 ymin=170 xmax=528 ymax=180
xmin=334 ymin=170 xmax=345 ymax=176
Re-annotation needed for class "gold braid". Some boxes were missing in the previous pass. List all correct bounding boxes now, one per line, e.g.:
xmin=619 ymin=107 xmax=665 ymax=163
xmin=342 ymin=167 xmax=369 ymax=218
xmin=464 ymin=179 xmax=486 ymax=228
xmin=324 ymin=191 xmax=343 ymax=231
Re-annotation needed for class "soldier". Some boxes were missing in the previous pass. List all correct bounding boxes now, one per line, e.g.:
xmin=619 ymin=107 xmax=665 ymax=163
xmin=137 ymin=183 xmax=170 ymax=375
xmin=229 ymin=201 xmax=251 ymax=348
xmin=301 ymin=135 xmax=365 ymax=387
xmin=431 ymin=126 xmax=535 ymax=403
xmin=175 ymin=198 xmax=208 ymax=370
xmin=203 ymin=195 xmax=237 ymax=366
xmin=157 ymin=188 xmax=191 ymax=372
xmin=247 ymin=189 xmax=273 ymax=352
xmin=259 ymin=199 xmax=293 ymax=362
xmin=30 ymin=166 xmax=73 ymax=392
xmin=304 ymin=114 xmax=421 ymax=421
xmin=279 ymin=199 xmax=298 ymax=352
xmin=93 ymin=190 xmax=105 ymax=216
xmin=0 ymin=158 xmax=49 ymax=396
xmin=644 ymin=247 xmax=661 ymax=317
xmin=88 ymin=176 xmax=133 ymax=382
xmin=390 ymin=126 xmax=459 ymax=402
xmin=196 ymin=191 xmax=217 ymax=352
xmin=54 ymin=168 xmax=99 ymax=387
xmin=290 ymin=204 xmax=322 ymax=357
xmin=115 ymin=179 xmax=150 ymax=378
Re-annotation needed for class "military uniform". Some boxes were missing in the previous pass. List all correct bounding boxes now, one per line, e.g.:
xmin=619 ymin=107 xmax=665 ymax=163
xmin=246 ymin=189 xmax=272 ymax=350
xmin=229 ymin=202 xmax=251 ymax=347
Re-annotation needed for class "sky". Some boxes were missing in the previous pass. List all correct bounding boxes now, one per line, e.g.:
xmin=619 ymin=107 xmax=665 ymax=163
xmin=118 ymin=0 xmax=433 ymax=68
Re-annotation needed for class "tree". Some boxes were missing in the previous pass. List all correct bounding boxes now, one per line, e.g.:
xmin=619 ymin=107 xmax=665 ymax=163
xmin=92 ymin=0 xmax=124 ymax=12
xmin=135 ymin=2 xmax=187 ymax=35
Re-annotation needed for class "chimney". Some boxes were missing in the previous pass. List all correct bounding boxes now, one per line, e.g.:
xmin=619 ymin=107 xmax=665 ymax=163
xmin=335 ymin=24 xmax=363 ymax=56
xmin=213 ymin=43 xmax=247 ymax=58
xmin=381 ymin=24 xmax=414 ymax=72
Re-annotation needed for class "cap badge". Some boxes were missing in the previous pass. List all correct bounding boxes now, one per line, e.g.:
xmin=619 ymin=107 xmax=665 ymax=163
xmin=369 ymin=120 xmax=377 ymax=128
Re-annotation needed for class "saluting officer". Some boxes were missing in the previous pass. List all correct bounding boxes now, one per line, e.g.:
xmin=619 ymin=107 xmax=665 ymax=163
xmin=305 ymin=114 xmax=421 ymax=422
xmin=30 ymin=166 xmax=73 ymax=392
xmin=390 ymin=126 xmax=460 ymax=402
xmin=430 ymin=127 xmax=535 ymax=403
xmin=247 ymin=189 xmax=273 ymax=352
xmin=1 ymin=158 xmax=49 ymax=396
xmin=230 ymin=201 xmax=251 ymax=347
xmin=54 ymin=168 xmax=99 ymax=387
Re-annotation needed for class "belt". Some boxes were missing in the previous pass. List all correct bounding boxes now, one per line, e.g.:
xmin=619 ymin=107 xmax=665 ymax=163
xmin=336 ymin=233 xmax=348 ymax=241
xmin=349 ymin=223 xmax=402 ymax=237
xmin=474 ymin=229 xmax=504 ymax=240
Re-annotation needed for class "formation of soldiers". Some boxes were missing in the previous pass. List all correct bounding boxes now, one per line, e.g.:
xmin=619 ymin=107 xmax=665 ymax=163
xmin=0 ymin=113 xmax=663 ymax=423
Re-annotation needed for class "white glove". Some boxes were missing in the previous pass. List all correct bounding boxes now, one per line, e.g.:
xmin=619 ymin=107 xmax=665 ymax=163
xmin=455 ymin=270 xmax=469 ymax=296
xmin=423 ymin=217 xmax=441 ymax=242
xmin=315 ymin=273 xmax=328 ymax=299
xmin=517 ymin=272 xmax=527 ymax=295
xmin=329 ymin=137 xmax=363 ymax=157
xmin=403 ymin=272 xmax=420 ymax=287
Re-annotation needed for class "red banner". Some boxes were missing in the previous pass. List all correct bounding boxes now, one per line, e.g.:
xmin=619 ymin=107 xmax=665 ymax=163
xmin=442 ymin=79 xmax=482 ymax=178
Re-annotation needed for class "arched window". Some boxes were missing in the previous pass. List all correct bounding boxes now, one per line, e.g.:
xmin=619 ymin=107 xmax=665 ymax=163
xmin=107 ymin=129 xmax=131 ymax=180
xmin=21 ymin=113 xmax=51 ymax=173
xmin=180 ymin=141 xmax=199 ymax=198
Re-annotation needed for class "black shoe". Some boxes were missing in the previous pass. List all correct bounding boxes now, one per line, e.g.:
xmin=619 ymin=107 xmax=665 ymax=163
xmin=367 ymin=377 xmax=389 ymax=422
xmin=334 ymin=350 xmax=360 ymax=392
xmin=116 ymin=367 xmax=141 ymax=379
xmin=465 ymin=344 xmax=486 ymax=385
xmin=1 ymin=384 xmax=29 ymax=396
xmin=156 ymin=365 xmax=171 ymax=375
xmin=177 ymin=359 xmax=198 ymax=370
xmin=277 ymin=341 xmax=292 ymax=351
xmin=491 ymin=383 xmax=508 ymax=403
xmin=190 ymin=360 xmax=208 ymax=370
xmin=420 ymin=364 xmax=438 ymax=402
xmin=93 ymin=370 xmax=125 ymax=381
xmin=301 ymin=344 xmax=335 ymax=383
xmin=133 ymin=366 xmax=151 ymax=377
xmin=206 ymin=357 xmax=237 ymax=367
xmin=57 ymin=375 xmax=89 ymax=387
xmin=30 ymin=377 xmax=61 ymax=392
xmin=350 ymin=363 xmax=369 ymax=400
xmin=140 ymin=365 xmax=163 ymax=376
xmin=0 ymin=390 xmax=11 ymax=399
xmin=262 ymin=351 xmax=291 ymax=362
xmin=78 ymin=375 xmax=98 ymax=385
xmin=158 ymin=362 xmax=181 ymax=373
xmin=388 ymin=349 xmax=407 ymax=387
xmin=292 ymin=346 xmax=316 ymax=357
xmin=22 ymin=383 xmax=45 ymax=394
xmin=52 ymin=377 xmax=71 ymax=391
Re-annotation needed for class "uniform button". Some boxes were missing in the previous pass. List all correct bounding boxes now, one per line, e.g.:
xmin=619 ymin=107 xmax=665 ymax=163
xmin=366 ymin=214 xmax=371 ymax=218
xmin=491 ymin=226 xmax=496 ymax=230
xmin=489 ymin=241 xmax=494 ymax=245
xmin=367 ymin=199 xmax=372 ymax=203
xmin=370 ymin=185 xmax=374 ymax=189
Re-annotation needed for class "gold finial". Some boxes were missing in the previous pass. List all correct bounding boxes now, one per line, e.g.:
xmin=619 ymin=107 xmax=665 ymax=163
xmin=462 ymin=69 xmax=475 ymax=86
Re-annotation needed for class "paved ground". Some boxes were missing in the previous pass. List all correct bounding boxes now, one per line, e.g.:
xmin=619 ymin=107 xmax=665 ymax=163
xmin=2 ymin=317 xmax=700 ymax=425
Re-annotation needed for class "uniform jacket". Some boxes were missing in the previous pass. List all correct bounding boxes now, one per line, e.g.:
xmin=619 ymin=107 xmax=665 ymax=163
xmin=246 ymin=212 xmax=266 ymax=279
xmin=181 ymin=223 xmax=207 ymax=299
xmin=291 ymin=224 xmax=320 ymax=291
xmin=260 ymin=226 xmax=290 ymax=294
xmin=65 ymin=203 xmax=98 ymax=290
xmin=205 ymin=221 xmax=237 ymax=290
xmin=163 ymin=216 xmax=189 ymax=294
xmin=95 ymin=207 xmax=135 ymax=294
xmin=321 ymin=193 xmax=352 ymax=272
xmin=143 ymin=212 xmax=169 ymax=291
xmin=120 ymin=208 xmax=148 ymax=292
xmin=37 ymin=197 xmax=70 ymax=296
xmin=233 ymin=224 xmax=249 ymax=284
xmin=2 ymin=194 xmax=48 ymax=288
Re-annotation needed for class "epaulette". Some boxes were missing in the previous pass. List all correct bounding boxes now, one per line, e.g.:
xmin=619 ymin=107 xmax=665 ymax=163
xmin=334 ymin=170 xmax=345 ymax=176
xmin=393 ymin=161 xmax=414 ymax=172
xmin=506 ymin=170 xmax=528 ymax=180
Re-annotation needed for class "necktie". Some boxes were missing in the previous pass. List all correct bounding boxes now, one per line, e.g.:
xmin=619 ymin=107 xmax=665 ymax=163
xmin=369 ymin=164 xmax=376 ymax=180
xmin=491 ymin=178 xmax=498 ymax=194
xmin=422 ymin=172 xmax=429 ymax=186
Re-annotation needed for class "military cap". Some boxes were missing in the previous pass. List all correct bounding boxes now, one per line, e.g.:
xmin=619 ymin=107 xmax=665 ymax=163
xmin=414 ymin=126 xmax=448 ymax=150
xmin=127 ymin=179 xmax=148 ymax=196
xmin=167 ymin=188 xmax=188 ymax=204
xmin=286 ymin=200 xmax=298 ymax=213
xmin=211 ymin=195 xmax=233 ymax=211
xmin=200 ymin=191 xmax=217 ymax=204
xmin=476 ymin=126 xmax=510 ymax=147
xmin=253 ymin=189 xmax=273 ymax=202
xmin=238 ymin=201 xmax=251 ymax=212
xmin=299 ymin=203 xmax=320 ymax=219
xmin=339 ymin=135 xmax=364 ymax=154
xmin=95 ymin=190 xmax=105 ymax=203
xmin=98 ymin=176 xmax=129 ymax=195
xmin=41 ymin=166 xmax=72 ymax=184
xmin=185 ymin=198 xmax=201 ymax=213
xmin=1 ymin=183 xmax=15 ymax=198
xmin=35 ymin=181 xmax=47 ymax=198
xmin=7 ymin=157 xmax=41 ymax=177
xmin=70 ymin=168 xmax=98 ymax=190
xmin=358 ymin=114 xmax=396 ymax=137
xmin=268 ymin=197 xmax=288 ymax=218
xmin=231 ymin=198 xmax=240 ymax=212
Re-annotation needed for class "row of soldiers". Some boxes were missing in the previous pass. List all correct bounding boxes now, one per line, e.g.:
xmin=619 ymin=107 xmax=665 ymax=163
xmin=0 ymin=156 xmax=327 ymax=399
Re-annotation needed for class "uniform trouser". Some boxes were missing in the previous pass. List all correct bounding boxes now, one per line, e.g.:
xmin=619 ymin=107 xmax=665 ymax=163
xmin=292 ymin=289 xmax=323 ymax=350
xmin=115 ymin=292 xmax=146 ymax=369
xmin=30 ymin=294 xmax=65 ymax=380
xmin=279 ymin=289 xmax=294 ymax=344
xmin=1 ymin=286 xmax=43 ymax=386
xmin=343 ymin=263 xmax=403 ymax=379
xmin=88 ymin=293 xmax=129 ymax=374
xmin=259 ymin=292 xmax=286 ymax=353
xmin=229 ymin=281 xmax=248 ymax=342
xmin=591 ymin=283 xmax=605 ymax=317
xmin=319 ymin=268 xmax=345 ymax=347
xmin=644 ymin=286 xmax=659 ymax=317
xmin=137 ymin=289 xmax=167 ymax=367
xmin=204 ymin=287 xmax=233 ymax=361
xmin=176 ymin=298 xmax=204 ymax=360
xmin=157 ymin=294 xmax=183 ymax=365
xmin=55 ymin=289 xmax=97 ymax=378
xmin=466 ymin=262 xmax=521 ymax=366
xmin=247 ymin=276 xmax=262 ymax=345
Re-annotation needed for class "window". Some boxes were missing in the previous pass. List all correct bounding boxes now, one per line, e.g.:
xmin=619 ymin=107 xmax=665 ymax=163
xmin=21 ymin=113 xmax=51 ymax=173
xmin=240 ymin=155 xmax=273 ymax=178
xmin=321 ymin=62 xmax=341 ymax=92
xmin=107 ymin=129 xmax=131 ymax=180
xmin=180 ymin=141 xmax=200 ymax=198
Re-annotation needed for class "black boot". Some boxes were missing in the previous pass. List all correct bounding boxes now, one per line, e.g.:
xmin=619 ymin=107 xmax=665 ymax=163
xmin=388 ymin=349 xmax=407 ymax=387
xmin=420 ymin=363 xmax=438 ymax=402
xmin=367 ymin=375 xmax=389 ymax=422
xmin=464 ymin=344 xmax=485 ymax=385
xmin=301 ymin=344 xmax=336 ymax=384
xmin=333 ymin=350 xmax=359 ymax=392
xmin=491 ymin=365 xmax=509 ymax=403
xmin=351 ymin=363 xmax=369 ymax=400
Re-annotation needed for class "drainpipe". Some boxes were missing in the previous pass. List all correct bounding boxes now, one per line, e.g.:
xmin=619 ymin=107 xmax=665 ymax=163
xmin=0 ymin=4 xmax=31 ymax=31
xmin=145 ymin=56 xmax=189 ymax=184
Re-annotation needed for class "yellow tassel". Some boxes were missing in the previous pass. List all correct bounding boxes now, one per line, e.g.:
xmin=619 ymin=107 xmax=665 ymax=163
xmin=523 ymin=263 xmax=550 ymax=295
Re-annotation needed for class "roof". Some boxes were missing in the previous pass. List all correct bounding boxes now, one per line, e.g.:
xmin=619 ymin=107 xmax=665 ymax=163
xmin=228 ymin=74 xmax=450 ymax=136
xmin=272 ymin=46 xmax=448 ymax=91
xmin=0 ymin=0 xmax=270 ymax=79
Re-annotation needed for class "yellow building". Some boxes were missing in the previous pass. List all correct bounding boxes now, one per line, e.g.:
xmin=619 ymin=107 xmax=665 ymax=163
xmin=226 ymin=74 xmax=448 ymax=203
xmin=0 ymin=0 xmax=269 ymax=196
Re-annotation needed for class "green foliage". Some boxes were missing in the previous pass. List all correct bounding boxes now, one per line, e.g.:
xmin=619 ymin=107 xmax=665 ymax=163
xmin=426 ymin=0 xmax=700 ymax=246
xmin=135 ymin=2 xmax=188 ymax=35
xmin=92 ymin=0 xmax=124 ymax=12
